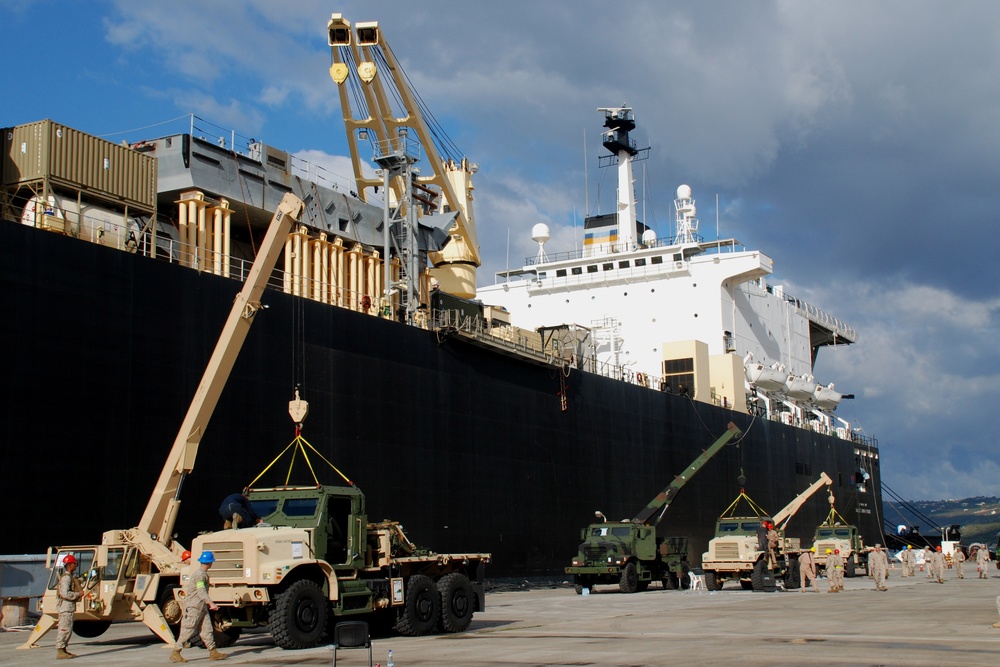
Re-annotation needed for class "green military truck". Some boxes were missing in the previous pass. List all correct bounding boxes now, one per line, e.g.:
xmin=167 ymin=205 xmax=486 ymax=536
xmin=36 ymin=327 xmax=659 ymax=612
xmin=565 ymin=423 xmax=742 ymax=594
xmin=186 ymin=482 xmax=489 ymax=649
xmin=813 ymin=500 xmax=868 ymax=578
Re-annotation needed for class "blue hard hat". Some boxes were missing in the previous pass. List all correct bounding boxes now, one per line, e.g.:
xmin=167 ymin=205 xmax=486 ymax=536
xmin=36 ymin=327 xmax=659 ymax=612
xmin=198 ymin=551 xmax=215 ymax=564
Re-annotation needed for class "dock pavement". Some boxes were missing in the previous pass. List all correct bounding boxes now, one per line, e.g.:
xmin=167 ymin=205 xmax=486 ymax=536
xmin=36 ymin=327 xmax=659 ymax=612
xmin=2 ymin=564 xmax=998 ymax=666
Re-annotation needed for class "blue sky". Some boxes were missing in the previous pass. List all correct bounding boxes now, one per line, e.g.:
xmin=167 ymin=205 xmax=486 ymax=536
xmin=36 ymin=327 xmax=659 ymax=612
xmin=4 ymin=1 xmax=999 ymax=503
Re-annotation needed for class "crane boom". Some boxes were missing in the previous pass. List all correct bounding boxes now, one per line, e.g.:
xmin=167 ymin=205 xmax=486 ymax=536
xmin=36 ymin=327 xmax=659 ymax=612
xmin=138 ymin=193 xmax=306 ymax=547
xmin=633 ymin=422 xmax=742 ymax=526
xmin=772 ymin=472 xmax=833 ymax=531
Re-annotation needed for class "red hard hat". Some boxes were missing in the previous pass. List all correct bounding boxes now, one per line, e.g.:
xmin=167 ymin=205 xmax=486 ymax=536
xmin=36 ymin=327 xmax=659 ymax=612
xmin=61 ymin=554 xmax=77 ymax=565
xmin=834 ymin=549 xmax=840 ymax=554
xmin=181 ymin=550 xmax=192 ymax=561
xmin=936 ymin=546 xmax=942 ymax=551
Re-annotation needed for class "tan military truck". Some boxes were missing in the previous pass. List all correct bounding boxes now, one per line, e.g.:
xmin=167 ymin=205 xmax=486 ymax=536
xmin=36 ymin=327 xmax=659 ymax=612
xmin=185 ymin=481 xmax=489 ymax=648
xmin=700 ymin=473 xmax=833 ymax=591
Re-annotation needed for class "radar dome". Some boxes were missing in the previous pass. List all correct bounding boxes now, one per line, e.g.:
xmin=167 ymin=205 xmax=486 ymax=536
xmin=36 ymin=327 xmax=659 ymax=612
xmin=642 ymin=229 xmax=657 ymax=244
xmin=676 ymin=184 xmax=692 ymax=199
xmin=531 ymin=223 xmax=550 ymax=244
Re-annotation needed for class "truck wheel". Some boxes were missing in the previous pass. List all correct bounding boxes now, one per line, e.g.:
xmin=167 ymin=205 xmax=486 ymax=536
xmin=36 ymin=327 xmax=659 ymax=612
xmin=159 ymin=585 xmax=182 ymax=634
xmin=396 ymin=574 xmax=440 ymax=636
xmin=619 ymin=562 xmax=639 ymax=593
xmin=437 ymin=573 xmax=475 ymax=633
xmin=72 ymin=620 xmax=111 ymax=638
xmin=784 ymin=558 xmax=801 ymax=589
xmin=845 ymin=558 xmax=856 ymax=578
xmin=704 ymin=572 xmax=722 ymax=591
xmin=270 ymin=579 xmax=328 ymax=649
xmin=751 ymin=560 xmax=768 ymax=591
xmin=663 ymin=572 xmax=678 ymax=590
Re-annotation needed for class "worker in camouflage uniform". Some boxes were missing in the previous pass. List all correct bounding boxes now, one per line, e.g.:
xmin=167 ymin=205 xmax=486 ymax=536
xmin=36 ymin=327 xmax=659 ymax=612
xmin=171 ymin=551 xmax=228 ymax=663
xmin=870 ymin=544 xmax=889 ymax=591
xmin=901 ymin=545 xmax=915 ymax=577
xmin=931 ymin=545 xmax=946 ymax=583
xmin=954 ymin=547 xmax=966 ymax=579
xmin=799 ymin=546 xmax=820 ymax=592
xmin=55 ymin=553 xmax=84 ymax=660
xmin=827 ymin=548 xmax=844 ymax=592
xmin=977 ymin=544 xmax=992 ymax=579
xmin=765 ymin=522 xmax=780 ymax=569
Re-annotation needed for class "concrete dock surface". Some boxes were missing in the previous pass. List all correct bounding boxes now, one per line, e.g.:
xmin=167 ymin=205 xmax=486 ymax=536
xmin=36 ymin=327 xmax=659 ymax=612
xmin=3 ymin=566 xmax=998 ymax=666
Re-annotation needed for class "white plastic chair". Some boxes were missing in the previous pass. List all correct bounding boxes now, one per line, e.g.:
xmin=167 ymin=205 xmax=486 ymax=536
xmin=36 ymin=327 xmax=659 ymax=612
xmin=688 ymin=572 xmax=706 ymax=591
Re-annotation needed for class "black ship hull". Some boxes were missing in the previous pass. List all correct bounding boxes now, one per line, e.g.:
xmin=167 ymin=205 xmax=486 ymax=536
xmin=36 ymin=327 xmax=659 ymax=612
xmin=1 ymin=220 xmax=883 ymax=578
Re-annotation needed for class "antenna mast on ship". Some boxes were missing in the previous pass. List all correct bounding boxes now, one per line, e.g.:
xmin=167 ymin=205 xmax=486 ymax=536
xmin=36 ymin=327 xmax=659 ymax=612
xmin=596 ymin=107 xmax=649 ymax=252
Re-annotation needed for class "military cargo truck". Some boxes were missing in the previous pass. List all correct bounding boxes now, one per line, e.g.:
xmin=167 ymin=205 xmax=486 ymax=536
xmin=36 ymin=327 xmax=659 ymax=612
xmin=813 ymin=501 xmax=868 ymax=578
xmin=185 ymin=482 xmax=489 ymax=649
xmin=565 ymin=423 xmax=741 ymax=593
xmin=700 ymin=473 xmax=832 ymax=591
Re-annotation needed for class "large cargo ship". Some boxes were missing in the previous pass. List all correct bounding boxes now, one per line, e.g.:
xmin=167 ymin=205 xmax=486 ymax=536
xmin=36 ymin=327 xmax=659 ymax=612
xmin=0 ymin=15 xmax=882 ymax=579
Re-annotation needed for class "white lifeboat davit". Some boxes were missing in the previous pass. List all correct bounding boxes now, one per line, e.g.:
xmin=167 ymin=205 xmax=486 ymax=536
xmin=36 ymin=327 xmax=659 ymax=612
xmin=745 ymin=361 xmax=790 ymax=392
xmin=813 ymin=383 xmax=842 ymax=410
xmin=785 ymin=374 xmax=818 ymax=401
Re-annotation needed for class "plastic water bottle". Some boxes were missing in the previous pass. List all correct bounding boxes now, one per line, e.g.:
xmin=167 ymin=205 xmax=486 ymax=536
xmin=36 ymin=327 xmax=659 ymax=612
xmin=387 ymin=649 xmax=394 ymax=667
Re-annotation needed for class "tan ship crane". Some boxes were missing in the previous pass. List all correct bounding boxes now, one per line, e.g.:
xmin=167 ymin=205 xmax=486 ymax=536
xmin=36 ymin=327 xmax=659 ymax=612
xmin=19 ymin=193 xmax=306 ymax=649
xmin=327 ymin=13 xmax=481 ymax=299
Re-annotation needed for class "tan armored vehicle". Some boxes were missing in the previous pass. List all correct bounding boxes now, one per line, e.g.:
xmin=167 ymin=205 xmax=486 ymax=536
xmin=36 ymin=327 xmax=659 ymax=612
xmin=700 ymin=473 xmax=833 ymax=591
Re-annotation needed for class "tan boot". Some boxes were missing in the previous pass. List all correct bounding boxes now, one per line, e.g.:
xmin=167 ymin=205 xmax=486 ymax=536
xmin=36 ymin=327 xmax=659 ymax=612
xmin=209 ymin=648 xmax=229 ymax=661
xmin=170 ymin=649 xmax=187 ymax=663
xmin=56 ymin=648 xmax=76 ymax=659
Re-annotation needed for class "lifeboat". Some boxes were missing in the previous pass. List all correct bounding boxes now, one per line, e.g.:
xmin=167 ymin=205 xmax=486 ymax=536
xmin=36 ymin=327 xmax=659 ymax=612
xmin=813 ymin=383 xmax=842 ymax=410
xmin=744 ymin=361 xmax=790 ymax=392
xmin=785 ymin=374 xmax=818 ymax=401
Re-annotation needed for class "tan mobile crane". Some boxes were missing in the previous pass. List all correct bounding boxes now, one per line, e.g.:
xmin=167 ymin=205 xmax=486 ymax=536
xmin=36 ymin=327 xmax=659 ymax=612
xmin=19 ymin=193 xmax=307 ymax=650
xmin=700 ymin=472 xmax=833 ymax=591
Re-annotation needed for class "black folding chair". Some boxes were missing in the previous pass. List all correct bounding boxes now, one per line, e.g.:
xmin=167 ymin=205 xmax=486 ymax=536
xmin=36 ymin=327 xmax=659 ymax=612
xmin=332 ymin=620 xmax=372 ymax=666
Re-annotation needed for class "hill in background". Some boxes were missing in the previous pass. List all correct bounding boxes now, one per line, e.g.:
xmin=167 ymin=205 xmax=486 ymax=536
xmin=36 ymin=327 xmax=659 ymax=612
xmin=884 ymin=496 xmax=1000 ymax=546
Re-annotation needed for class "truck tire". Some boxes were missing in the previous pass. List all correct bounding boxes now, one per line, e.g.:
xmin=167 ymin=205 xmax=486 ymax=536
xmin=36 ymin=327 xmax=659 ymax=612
xmin=396 ymin=574 xmax=440 ymax=636
xmin=270 ymin=579 xmax=328 ymax=649
xmin=437 ymin=573 xmax=475 ymax=633
xmin=704 ymin=571 xmax=720 ymax=591
xmin=72 ymin=620 xmax=111 ymax=638
xmin=845 ymin=557 xmax=856 ymax=578
xmin=784 ymin=558 xmax=801 ymax=589
xmin=663 ymin=572 xmax=678 ymax=590
xmin=619 ymin=562 xmax=639 ymax=593
xmin=751 ymin=559 xmax=768 ymax=591
xmin=158 ymin=585 xmax=183 ymax=632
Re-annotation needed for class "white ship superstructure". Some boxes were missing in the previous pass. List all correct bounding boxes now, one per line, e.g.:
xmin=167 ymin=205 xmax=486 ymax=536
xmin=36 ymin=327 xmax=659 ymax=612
xmin=478 ymin=107 xmax=858 ymax=438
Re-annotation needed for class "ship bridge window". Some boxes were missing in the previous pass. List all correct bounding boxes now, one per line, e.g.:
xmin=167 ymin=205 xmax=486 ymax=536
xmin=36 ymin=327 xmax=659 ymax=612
xmin=618 ymin=260 xmax=630 ymax=269
xmin=603 ymin=263 xmax=614 ymax=271
xmin=338 ymin=218 xmax=349 ymax=232
xmin=673 ymin=253 xmax=682 ymax=262
xmin=556 ymin=269 xmax=567 ymax=277
xmin=571 ymin=266 xmax=582 ymax=275
xmin=651 ymin=256 xmax=663 ymax=265
xmin=635 ymin=258 xmax=646 ymax=267
xmin=587 ymin=265 xmax=598 ymax=273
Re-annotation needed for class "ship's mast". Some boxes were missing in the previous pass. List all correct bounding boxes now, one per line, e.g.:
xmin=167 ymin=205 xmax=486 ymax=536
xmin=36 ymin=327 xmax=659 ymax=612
xmin=597 ymin=107 xmax=642 ymax=250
